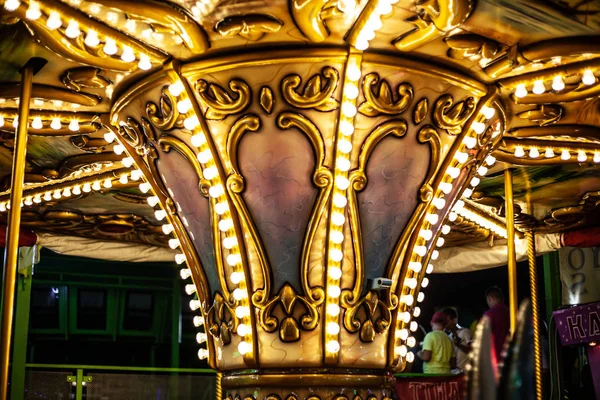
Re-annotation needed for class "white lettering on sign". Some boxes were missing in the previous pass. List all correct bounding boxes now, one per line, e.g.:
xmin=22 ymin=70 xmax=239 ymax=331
xmin=409 ymin=381 xmax=460 ymax=400
xmin=566 ymin=315 xmax=585 ymax=340
xmin=559 ymin=247 xmax=600 ymax=305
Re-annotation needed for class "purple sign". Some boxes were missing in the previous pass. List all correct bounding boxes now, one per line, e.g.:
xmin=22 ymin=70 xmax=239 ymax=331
xmin=554 ymin=302 xmax=600 ymax=346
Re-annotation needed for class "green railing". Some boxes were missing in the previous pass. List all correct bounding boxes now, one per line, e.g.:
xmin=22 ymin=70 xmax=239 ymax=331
xmin=20 ymin=364 xmax=217 ymax=400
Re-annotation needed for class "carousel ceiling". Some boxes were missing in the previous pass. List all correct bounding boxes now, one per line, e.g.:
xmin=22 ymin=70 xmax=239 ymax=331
xmin=0 ymin=0 xmax=598 ymax=249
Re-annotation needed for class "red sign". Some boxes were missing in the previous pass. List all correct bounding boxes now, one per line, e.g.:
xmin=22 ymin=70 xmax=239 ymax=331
xmin=395 ymin=374 xmax=466 ymax=400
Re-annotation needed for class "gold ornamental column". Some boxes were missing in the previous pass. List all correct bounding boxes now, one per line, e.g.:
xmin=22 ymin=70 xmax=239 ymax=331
xmin=504 ymin=168 xmax=518 ymax=334
xmin=526 ymin=231 xmax=543 ymax=400
xmin=0 ymin=57 xmax=46 ymax=399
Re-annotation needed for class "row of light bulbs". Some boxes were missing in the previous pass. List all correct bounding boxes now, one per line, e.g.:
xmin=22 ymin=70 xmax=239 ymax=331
xmin=323 ymin=54 xmax=362 ymax=356
xmin=4 ymin=0 xmax=153 ymax=70
xmin=393 ymin=104 xmax=498 ymax=362
xmin=352 ymin=0 xmax=397 ymax=51
xmin=452 ymin=200 xmax=508 ymax=238
xmin=106 ymin=127 xmax=213 ymax=360
xmin=164 ymin=78 xmax=254 ymax=358
xmin=0 ymin=115 xmax=84 ymax=131
xmin=512 ymin=145 xmax=600 ymax=163
xmin=513 ymin=69 xmax=596 ymax=98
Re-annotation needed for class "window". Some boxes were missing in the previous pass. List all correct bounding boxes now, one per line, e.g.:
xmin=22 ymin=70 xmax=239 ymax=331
xmin=123 ymin=292 xmax=154 ymax=331
xmin=31 ymin=287 xmax=61 ymax=330
xmin=77 ymin=289 xmax=107 ymax=330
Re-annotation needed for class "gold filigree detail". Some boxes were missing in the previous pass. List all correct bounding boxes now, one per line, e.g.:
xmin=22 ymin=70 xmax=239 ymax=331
xmin=146 ymin=86 xmax=182 ymax=131
xmin=259 ymin=86 xmax=274 ymax=114
xmin=417 ymin=126 xmax=442 ymax=202
xmin=118 ymin=116 xmax=154 ymax=151
xmin=257 ymin=284 xmax=320 ymax=342
xmin=289 ymin=0 xmax=339 ymax=42
xmin=0 ymin=83 xmax=100 ymax=106
xmin=358 ymin=73 xmax=413 ymax=117
xmin=281 ymin=66 xmax=339 ymax=111
xmin=432 ymin=94 xmax=476 ymax=135
xmin=393 ymin=0 xmax=474 ymax=52
xmin=277 ymin=112 xmax=329 ymax=306
xmin=157 ymin=135 xmax=211 ymax=196
xmin=445 ymin=34 xmax=503 ymax=61
xmin=195 ymin=79 xmax=251 ymax=121
xmin=343 ymin=291 xmax=395 ymax=342
xmin=61 ymin=67 xmax=111 ymax=91
xmin=215 ymin=14 xmax=283 ymax=41
xmin=516 ymin=104 xmax=563 ymax=127
xmin=207 ymin=293 xmax=238 ymax=345
xmin=413 ymin=97 xmax=428 ymax=125
xmin=70 ymin=135 xmax=109 ymax=153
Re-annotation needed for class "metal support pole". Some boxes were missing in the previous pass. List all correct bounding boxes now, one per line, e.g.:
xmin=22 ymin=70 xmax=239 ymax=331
xmin=504 ymin=168 xmax=518 ymax=334
xmin=544 ymin=251 xmax=562 ymax=400
xmin=10 ymin=253 xmax=33 ymax=400
xmin=526 ymin=231 xmax=543 ymax=400
xmin=0 ymin=57 xmax=46 ymax=399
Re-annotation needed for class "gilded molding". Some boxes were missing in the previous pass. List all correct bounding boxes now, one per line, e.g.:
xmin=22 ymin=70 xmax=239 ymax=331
xmin=281 ymin=66 xmax=339 ymax=112
xmin=417 ymin=126 xmax=442 ymax=202
xmin=358 ymin=74 xmax=413 ymax=117
xmin=412 ymin=98 xmax=428 ymax=125
xmin=146 ymin=86 xmax=182 ymax=131
xmin=157 ymin=135 xmax=211 ymax=196
xmin=0 ymin=83 xmax=100 ymax=106
xmin=0 ymin=109 xmax=100 ymax=136
xmin=70 ymin=135 xmax=109 ymax=153
xmin=509 ymin=124 xmax=600 ymax=141
xmin=207 ymin=293 xmax=238 ymax=345
xmin=289 ymin=0 xmax=337 ymax=42
xmin=259 ymin=87 xmax=274 ymax=114
xmin=195 ymin=79 xmax=252 ymax=120
xmin=540 ymin=191 xmax=600 ymax=232
xmin=445 ymin=34 xmax=503 ymax=61
xmin=432 ymin=94 xmax=476 ymax=135
xmin=392 ymin=0 xmax=474 ymax=52
xmin=61 ymin=67 xmax=111 ymax=91
xmin=516 ymin=105 xmax=563 ymax=127
xmin=342 ymin=291 xmax=395 ymax=343
xmin=215 ymin=14 xmax=283 ymax=42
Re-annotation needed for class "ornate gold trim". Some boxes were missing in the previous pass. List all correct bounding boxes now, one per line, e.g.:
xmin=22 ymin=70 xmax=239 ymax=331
xmin=358 ymin=74 xmax=413 ymax=117
xmin=281 ymin=66 xmax=340 ymax=111
xmin=0 ymin=83 xmax=100 ymax=106
xmin=432 ymin=94 xmax=476 ymax=135
xmin=417 ymin=126 xmax=442 ymax=202
xmin=510 ymin=124 xmax=600 ymax=141
xmin=195 ymin=79 xmax=252 ymax=121
xmin=215 ymin=14 xmax=283 ymax=42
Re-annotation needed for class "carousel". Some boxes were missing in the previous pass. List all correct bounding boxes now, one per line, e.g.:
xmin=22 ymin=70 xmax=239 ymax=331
xmin=0 ymin=0 xmax=599 ymax=399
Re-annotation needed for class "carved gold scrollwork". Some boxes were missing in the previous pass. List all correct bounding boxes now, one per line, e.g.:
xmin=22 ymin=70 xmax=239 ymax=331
xmin=207 ymin=293 xmax=239 ymax=345
xmin=70 ymin=135 xmax=108 ymax=153
xmin=358 ymin=73 xmax=413 ymax=117
xmin=289 ymin=0 xmax=339 ymax=42
xmin=417 ymin=126 xmax=442 ymax=202
xmin=445 ymin=34 xmax=503 ymax=61
xmin=392 ymin=0 xmax=474 ymax=52
xmin=157 ymin=136 xmax=211 ymax=197
xmin=432 ymin=94 xmax=476 ymax=135
xmin=215 ymin=14 xmax=283 ymax=41
xmin=61 ymin=67 xmax=111 ymax=91
xmin=146 ymin=86 xmax=182 ymax=131
xmin=257 ymin=284 xmax=320 ymax=342
xmin=516 ymin=104 xmax=563 ymax=127
xmin=117 ymin=116 xmax=154 ymax=151
xmin=341 ymin=120 xmax=405 ymax=340
xmin=276 ymin=112 xmax=328 ymax=306
xmin=259 ymin=87 xmax=274 ymax=114
xmin=195 ymin=79 xmax=251 ymax=120
xmin=281 ymin=66 xmax=340 ymax=111
xmin=413 ymin=98 xmax=428 ymax=125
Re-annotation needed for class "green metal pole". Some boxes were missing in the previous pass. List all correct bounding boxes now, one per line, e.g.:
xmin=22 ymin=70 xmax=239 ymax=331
xmin=9 ymin=255 xmax=33 ymax=400
xmin=75 ymin=368 xmax=83 ymax=400
xmin=170 ymin=279 xmax=181 ymax=398
xmin=543 ymin=251 xmax=562 ymax=400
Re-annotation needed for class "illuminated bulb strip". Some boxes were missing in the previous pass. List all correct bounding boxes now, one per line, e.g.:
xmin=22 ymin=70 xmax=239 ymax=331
xmin=454 ymin=205 xmax=508 ymax=238
xmin=348 ymin=0 xmax=395 ymax=50
xmin=324 ymin=53 xmax=362 ymax=360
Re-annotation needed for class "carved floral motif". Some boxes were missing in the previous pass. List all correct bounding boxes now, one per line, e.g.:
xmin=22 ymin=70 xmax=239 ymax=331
xmin=281 ymin=66 xmax=339 ymax=111
xmin=358 ymin=73 xmax=413 ymax=117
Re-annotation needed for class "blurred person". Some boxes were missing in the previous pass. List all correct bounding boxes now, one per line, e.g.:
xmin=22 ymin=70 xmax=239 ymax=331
xmin=443 ymin=307 xmax=472 ymax=373
xmin=417 ymin=311 xmax=455 ymax=374
xmin=484 ymin=286 xmax=510 ymax=361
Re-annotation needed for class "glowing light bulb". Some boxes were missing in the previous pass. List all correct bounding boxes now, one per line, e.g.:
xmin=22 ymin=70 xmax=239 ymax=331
xmin=230 ymin=272 xmax=243 ymax=284
xmin=330 ymin=230 xmax=344 ymax=244
xmin=426 ymin=264 xmax=434 ymax=274
xmin=26 ymin=2 xmax=41 ymax=20
xmin=215 ymin=202 xmax=229 ymax=215
xmin=346 ymin=63 xmax=361 ymax=81
xmin=463 ymin=188 xmax=473 ymax=198
xmin=398 ymin=329 xmax=409 ymax=340
xmin=339 ymin=120 xmax=354 ymax=136
xmin=481 ymin=105 xmax=495 ymax=119
xmin=421 ymin=277 xmax=430 ymax=288
xmin=326 ymin=340 xmax=340 ymax=353
xmin=197 ymin=349 xmax=209 ymax=360
xmin=113 ymin=144 xmax=125 ymax=155
xmin=50 ymin=118 xmax=61 ymax=130
xmin=138 ymin=54 xmax=152 ymax=70
xmin=31 ymin=117 xmax=43 ymax=129
xmin=118 ymin=174 xmax=128 ymax=185
xmin=406 ymin=352 xmax=415 ymax=363
xmin=130 ymin=169 xmax=143 ymax=180
xmin=514 ymin=84 xmax=528 ymax=98
xmin=338 ymin=139 xmax=353 ymax=154
xmin=103 ymin=38 xmax=118 ymax=55
xmin=413 ymin=307 xmax=421 ymax=317
xmin=408 ymin=262 xmax=422 ymax=273
xmin=233 ymin=288 xmax=246 ymax=300
xmin=478 ymin=166 xmax=488 ymax=176
xmin=121 ymin=46 xmax=136 ymax=62
xmin=168 ymin=82 xmax=184 ymax=97
xmin=103 ymin=178 xmax=112 ymax=188
xmin=223 ymin=237 xmax=238 ymax=250
xmin=441 ymin=225 xmax=451 ymax=235
xmin=471 ymin=121 xmax=485 ymax=135
xmin=185 ymin=284 xmax=196 ymax=295
xmin=485 ymin=155 xmax=496 ymax=166
xmin=577 ymin=150 xmax=587 ymax=162
xmin=147 ymin=196 xmax=160 ymax=207
xmin=417 ymin=292 xmax=425 ymax=302
xmin=419 ymin=229 xmax=433 ymax=241
xmin=432 ymin=197 xmax=446 ymax=210
xmin=4 ymin=0 xmax=21 ymax=11
xmin=328 ymin=267 xmax=342 ymax=280
xmin=197 ymin=150 xmax=212 ymax=164
xmin=191 ymin=134 xmax=206 ymax=147
xmin=401 ymin=295 xmax=414 ymax=306
xmin=552 ymin=76 xmax=565 ymax=91
xmin=514 ymin=146 xmax=525 ymax=157
xmin=331 ymin=212 xmax=345 ymax=226
xmin=63 ymin=187 xmax=72 ymax=197
xmin=85 ymin=30 xmax=100 ymax=47
xmin=0 ymin=116 xmax=4 ymax=127
xmin=333 ymin=194 xmax=347 ymax=208
xmin=65 ymin=21 xmax=81 ymax=38
xmin=335 ymin=176 xmax=350 ymax=190
xmin=594 ymin=152 xmax=600 ymax=163
xmin=407 ymin=336 xmax=417 ymax=347
xmin=154 ymin=210 xmax=167 ymax=221
xmin=237 ymin=324 xmax=248 ymax=336
xmin=196 ymin=332 xmax=207 ymax=344
xmin=582 ymin=69 xmax=596 ymax=86
xmin=68 ymin=120 xmax=79 ymax=132
xmin=184 ymin=116 xmax=199 ymax=131
xmin=227 ymin=253 xmax=242 ymax=266
xmin=561 ymin=149 xmax=570 ymax=160
xmin=463 ymin=136 xmax=477 ymax=149
xmin=425 ymin=213 xmax=439 ymax=224
xmin=404 ymin=278 xmax=417 ymax=289
xmin=545 ymin=148 xmax=555 ymax=158
xmin=189 ymin=299 xmax=201 ymax=310
xmin=354 ymin=38 xmax=369 ymax=51
xmin=328 ymin=285 xmax=341 ymax=298
xmin=175 ymin=254 xmax=186 ymax=264
xmin=454 ymin=200 xmax=465 ymax=211
xmin=454 ymin=152 xmax=468 ymax=164
xmin=431 ymin=250 xmax=439 ymax=260
xmin=329 ymin=249 xmax=343 ymax=262
xmin=104 ymin=131 xmax=116 ymax=143
xmin=326 ymin=303 xmax=340 ymax=316
xmin=209 ymin=184 xmax=224 ymax=198
xmin=46 ymin=12 xmax=62 ymax=30
xmin=448 ymin=212 xmax=457 ymax=222
xmin=446 ymin=167 xmax=460 ymax=179
xmin=177 ymin=99 xmax=192 ymax=114
xmin=326 ymin=322 xmax=340 ymax=335
xmin=336 ymin=156 xmax=351 ymax=171
xmin=532 ymin=80 xmax=545 ymax=94
xmin=180 ymin=268 xmax=192 ymax=280
xmin=396 ymin=345 xmax=407 ymax=357
xmin=72 ymin=185 xmax=81 ymax=195
xmin=218 ymin=219 xmax=234 ymax=232
xmin=91 ymin=181 xmax=101 ymax=191
xmin=400 ymin=312 xmax=411 ymax=323
xmin=414 ymin=245 xmax=427 ymax=257
xmin=471 ymin=177 xmax=480 ymax=187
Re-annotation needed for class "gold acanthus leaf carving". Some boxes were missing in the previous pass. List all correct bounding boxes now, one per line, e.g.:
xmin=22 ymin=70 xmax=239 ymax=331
xmin=215 ymin=14 xmax=283 ymax=42
xmin=146 ymin=86 xmax=182 ymax=131
xmin=393 ymin=0 xmax=474 ymax=52
xmin=259 ymin=87 xmax=274 ymax=114
xmin=257 ymin=284 xmax=320 ymax=342
xmin=289 ymin=0 xmax=339 ymax=42
xmin=343 ymin=291 xmax=396 ymax=343
xmin=281 ymin=66 xmax=339 ymax=111
xmin=207 ymin=293 xmax=238 ymax=345
xmin=445 ymin=34 xmax=503 ymax=61
xmin=432 ymin=94 xmax=476 ymax=135
xmin=118 ymin=116 xmax=154 ymax=151
xmin=61 ymin=67 xmax=111 ymax=91
xmin=196 ymin=79 xmax=251 ymax=121
xmin=516 ymin=104 xmax=564 ymax=127
xmin=417 ymin=126 xmax=442 ymax=202
xmin=413 ymin=97 xmax=429 ymax=125
xmin=358 ymin=73 xmax=413 ymax=117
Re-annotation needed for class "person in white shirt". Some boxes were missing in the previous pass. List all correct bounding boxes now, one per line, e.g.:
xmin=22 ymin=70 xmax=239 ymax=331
xmin=443 ymin=307 xmax=472 ymax=374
